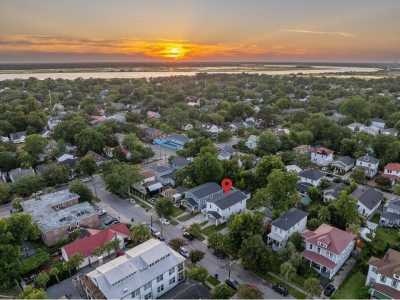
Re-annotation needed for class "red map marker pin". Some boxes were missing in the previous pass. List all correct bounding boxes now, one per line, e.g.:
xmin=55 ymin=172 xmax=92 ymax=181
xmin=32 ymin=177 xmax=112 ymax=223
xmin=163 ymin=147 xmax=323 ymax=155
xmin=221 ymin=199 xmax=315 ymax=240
xmin=221 ymin=178 xmax=233 ymax=193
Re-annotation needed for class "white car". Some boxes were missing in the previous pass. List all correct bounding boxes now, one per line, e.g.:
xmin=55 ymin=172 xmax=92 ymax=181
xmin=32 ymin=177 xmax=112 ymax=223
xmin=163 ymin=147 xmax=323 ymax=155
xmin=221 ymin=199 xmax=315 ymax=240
xmin=179 ymin=246 xmax=189 ymax=258
xmin=160 ymin=218 xmax=170 ymax=225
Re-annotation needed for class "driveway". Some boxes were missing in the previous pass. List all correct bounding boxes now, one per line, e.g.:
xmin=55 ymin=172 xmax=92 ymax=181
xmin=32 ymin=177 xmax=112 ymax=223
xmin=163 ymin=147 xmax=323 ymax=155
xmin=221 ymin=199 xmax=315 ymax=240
xmin=86 ymin=175 xmax=290 ymax=299
xmin=0 ymin=202 xmax=11 ymax=219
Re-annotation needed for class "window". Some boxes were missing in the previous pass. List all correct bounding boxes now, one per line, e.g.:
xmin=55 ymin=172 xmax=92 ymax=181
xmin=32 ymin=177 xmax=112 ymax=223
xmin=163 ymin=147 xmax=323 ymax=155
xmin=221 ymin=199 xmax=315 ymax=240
xmin=178 ymin=263 xmax=184 ymax=271
xmin=131 ymin=289 xmax=140 ymax=298
xmin=144 ymin=292 xmax=152 ymax=299
xmin=371 ymin=266 xmax=377 ymax=273
xmin=309 ymin=244 xmax=312 ymax=250
xmin=392 ymin=279 xmax=398 ymax=288
xmin=169 ymin=277 xmax=176 ymax=285
xmin=169 ymin=267 xmax=175 ymax=275
xmin=157 ymin=285 xmax=164 ymax=293
xmin=157 ymin=274 xmax=163 ymax=282
xmin=178 ymin=272 xmax=184 ymax=282
xmin=144 ymin=282 xmax=152 ymax=290
xmin=380 ymin=275 xmax=386 ymax=283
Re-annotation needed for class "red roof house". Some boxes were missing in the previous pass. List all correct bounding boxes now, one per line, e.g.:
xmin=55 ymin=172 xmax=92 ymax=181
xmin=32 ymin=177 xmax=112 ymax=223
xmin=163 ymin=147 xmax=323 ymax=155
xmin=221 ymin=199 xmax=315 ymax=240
xmin=61 ymin=224 xmax=130 ymax=268
xmin=302 ymin=224 xmax=355 ymax=279
xmin=383 ymin=163 xmax=400 ymax=184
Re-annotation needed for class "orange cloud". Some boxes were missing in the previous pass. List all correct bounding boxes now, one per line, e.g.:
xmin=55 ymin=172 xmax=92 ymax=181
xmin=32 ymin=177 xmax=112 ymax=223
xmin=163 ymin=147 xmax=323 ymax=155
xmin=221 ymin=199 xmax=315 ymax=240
xmin=0 ymin=35 xmax=271 ymax=61
xmin=282 ymin=29 xmax=355 ymax=38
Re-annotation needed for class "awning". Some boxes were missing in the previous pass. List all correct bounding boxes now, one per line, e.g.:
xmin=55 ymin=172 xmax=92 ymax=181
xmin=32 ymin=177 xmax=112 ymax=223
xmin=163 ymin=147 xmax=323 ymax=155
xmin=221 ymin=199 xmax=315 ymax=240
xmin=147 ymin=182 xmax=163 ymax=192
xmin=208 ymin=211 xmax=222 ymax=219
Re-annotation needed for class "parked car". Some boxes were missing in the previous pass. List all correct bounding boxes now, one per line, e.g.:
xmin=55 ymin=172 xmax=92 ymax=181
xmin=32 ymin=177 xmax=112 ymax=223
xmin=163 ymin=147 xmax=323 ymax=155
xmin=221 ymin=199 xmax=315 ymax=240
xmin=272 ymin=284 xmax=288 ymax=296
xmin=179 ymin=246 xmax=189 ymax=258
xmin=150 ymin=226 xmax=161 ymax=237
xmin=324 ymin=284 xmax=336 ymax=297
xmin=225 ymin=279 xmax=239 ymax=290
xmin=183 ymin=231 xmax=194 ymax=240
xmin=160 ymin=218 xmax=170 ymax=225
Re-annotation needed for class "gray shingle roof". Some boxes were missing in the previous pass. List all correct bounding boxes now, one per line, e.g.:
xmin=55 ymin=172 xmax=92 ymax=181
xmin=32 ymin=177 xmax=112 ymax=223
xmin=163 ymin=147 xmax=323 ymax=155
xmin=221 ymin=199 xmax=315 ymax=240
xmin=188 ymin=182 xmax=222 ymax=199
xmin=352 ymin=187 xmax=383 ymax=210
xmin=299 ymin=169 xmax=324 ymax=181
xmin=335 ymin=156 xmax=355 ymax=166
xmin=209 ymin=189 xmax=249 ymax=210
xmin=357 ymin=154 xmax=379 ymax=165
xmin=272 ymin=208 xmax=308 ymax=231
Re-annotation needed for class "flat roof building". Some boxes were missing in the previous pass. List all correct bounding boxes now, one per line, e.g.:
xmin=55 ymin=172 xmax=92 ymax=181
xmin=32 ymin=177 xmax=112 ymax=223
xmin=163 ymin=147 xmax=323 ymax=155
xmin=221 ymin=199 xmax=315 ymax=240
xmin=81 ymin=239 xmax=185 ymax=299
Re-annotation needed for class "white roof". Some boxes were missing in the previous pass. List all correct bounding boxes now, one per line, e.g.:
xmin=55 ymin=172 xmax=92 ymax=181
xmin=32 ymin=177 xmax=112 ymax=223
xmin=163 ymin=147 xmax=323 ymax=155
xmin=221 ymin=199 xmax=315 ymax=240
xmin=87 ymin=239 xmax=184 ymax=299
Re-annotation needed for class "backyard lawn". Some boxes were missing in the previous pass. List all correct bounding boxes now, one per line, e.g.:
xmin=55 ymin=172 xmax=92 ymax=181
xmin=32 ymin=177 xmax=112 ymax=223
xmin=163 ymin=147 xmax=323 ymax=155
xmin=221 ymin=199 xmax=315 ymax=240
xmin=202 ymin=223 xmax=227 ymax=237
xmin=332 ymin=271 xmax=369 ymax=299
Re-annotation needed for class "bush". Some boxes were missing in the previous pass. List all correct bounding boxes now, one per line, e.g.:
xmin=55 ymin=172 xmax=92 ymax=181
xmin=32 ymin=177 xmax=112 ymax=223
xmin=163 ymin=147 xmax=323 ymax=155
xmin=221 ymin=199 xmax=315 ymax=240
xmin=20 ymin=249 xmax=50 ymax=276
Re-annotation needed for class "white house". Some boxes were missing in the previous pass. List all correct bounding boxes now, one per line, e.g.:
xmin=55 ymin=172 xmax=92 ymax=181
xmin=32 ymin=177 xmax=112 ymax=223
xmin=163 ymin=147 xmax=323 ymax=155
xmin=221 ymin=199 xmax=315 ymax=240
xmin=245 ymin=135 xmax=258 ymax=150
xmin=9 ymin=131 xmax=26 ymax=144
xmin=356 ymin=154 xmax=379 ymax=178
xmin=302 ymin=224 xmax=355 ymax=279
xmin=366 ymin=249 xmax=400 ymax=299
xmin=206 ymin=189 xmax=249 ymax=225
xmin=298 ymin=169 xmax=324 ymax=187
xmin=267 ymin=208 xmax=308 ymax=251
xmin=351 ymin=187 xmax=383 ymax=218
xmin=285 ymin=164 xmax=302 ymax=174
xmin=81 ymin=239 xmax=185 ymax=300
xmin=310 ymin=147 xmax=334 ymax=166
xmin=383 ymin=163 xmax=400 ymax=185
xmin=370 ymin=118 xmax=386 ymax=130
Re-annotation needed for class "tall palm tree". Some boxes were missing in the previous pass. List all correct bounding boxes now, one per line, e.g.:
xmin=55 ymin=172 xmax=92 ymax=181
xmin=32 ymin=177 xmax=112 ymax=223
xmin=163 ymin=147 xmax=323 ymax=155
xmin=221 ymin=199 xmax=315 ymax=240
xmin=129 ymin=224 xmax=151 ymax=246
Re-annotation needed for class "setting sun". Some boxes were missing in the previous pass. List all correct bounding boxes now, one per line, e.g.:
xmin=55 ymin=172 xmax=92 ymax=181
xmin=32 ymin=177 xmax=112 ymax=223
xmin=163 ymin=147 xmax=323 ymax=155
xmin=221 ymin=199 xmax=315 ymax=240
xmin=161 ymin=44 xmax=188 ymax=59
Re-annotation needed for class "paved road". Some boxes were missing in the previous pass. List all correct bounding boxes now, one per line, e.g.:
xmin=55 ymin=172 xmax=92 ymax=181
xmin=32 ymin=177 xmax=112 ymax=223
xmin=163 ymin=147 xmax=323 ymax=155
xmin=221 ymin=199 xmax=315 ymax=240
xmin=86 ymin=175 xmax=289 ymax=299
xmin=0 ymin=202 xmax=12 ymax=219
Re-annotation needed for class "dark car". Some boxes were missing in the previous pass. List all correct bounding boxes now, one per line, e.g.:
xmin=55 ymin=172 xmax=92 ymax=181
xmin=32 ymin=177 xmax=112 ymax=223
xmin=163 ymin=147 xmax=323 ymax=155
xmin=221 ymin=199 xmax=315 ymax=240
xmin=225 ymin=279 xmax=239 ymax=290
xmin=272 ymin=284 xmax=289 ymax=296
xmin=324 ymin=284 xmax=336 ymax=297
xmin=183 ymin=231 xmax=194 ymax=240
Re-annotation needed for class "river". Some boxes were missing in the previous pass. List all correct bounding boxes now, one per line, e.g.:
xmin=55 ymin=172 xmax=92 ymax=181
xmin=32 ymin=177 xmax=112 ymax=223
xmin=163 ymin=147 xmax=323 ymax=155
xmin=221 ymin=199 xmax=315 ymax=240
xmin=0 ymin=66 xmax=381 ymax=80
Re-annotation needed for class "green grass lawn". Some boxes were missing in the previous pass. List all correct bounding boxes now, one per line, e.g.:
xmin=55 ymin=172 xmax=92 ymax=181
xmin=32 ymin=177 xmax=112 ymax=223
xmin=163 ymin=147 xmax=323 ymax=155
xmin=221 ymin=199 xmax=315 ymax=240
xmin=371 ymin=213 xmax=381 ymax=223
xmin=263 ymin=273 xmax=307 ymax=299
xmin=170 ymin=206 xmax=185 ymax=218
xmin=375 ymin=227 xmax=400 ymax=245
xmin=202 ymin=223 xmax=227 ymax=237
xmin=332 ymin=271 xmax=369 ymax=299
xmin=206 ymin=275 xmax=220 ymax=287
xmin=177 ymin=212 xmax=200 ymax=222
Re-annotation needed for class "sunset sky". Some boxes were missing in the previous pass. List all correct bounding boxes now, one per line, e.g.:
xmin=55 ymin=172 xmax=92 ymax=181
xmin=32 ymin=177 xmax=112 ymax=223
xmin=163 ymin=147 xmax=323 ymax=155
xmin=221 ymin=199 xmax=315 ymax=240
xmin=1 ymin=0 xmax=399 ymax=63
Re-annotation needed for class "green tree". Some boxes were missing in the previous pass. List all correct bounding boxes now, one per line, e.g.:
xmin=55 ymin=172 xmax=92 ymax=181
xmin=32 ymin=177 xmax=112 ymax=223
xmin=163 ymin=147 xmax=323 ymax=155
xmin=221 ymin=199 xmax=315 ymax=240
xmin=65 ymin=254 xmax=84 ymax=276
xmin=11 ymin=175 xmax=44 ymax=197
xmin=212 ymin=284 xmax=235 ymax=299
xmin=237 ymin=284 xmax=263 ymax=299
xmin=54 ymin=114 xmax=87 ymax=144
xmin=69 ymin=180 xmax=93 ymax=202
xmin=257 ymin=130 xmax=281 ymax=155
xmin=0 ymin=151 xmax=18 ymax=172
xmin=189 ymin=250 xmax=205 ymax=264
xmin=168 ymin=238 xmax=186 ymax=251
xmin=34 ymin=271 xmax=50 ymax=288
xmin=265 ymin=169 xmax=299 ymax=216
xmin=19 ymin=286 xmax=47 ymax=299
xmin=123 ymin=133 xmax=154 ymax=163
xmin=304 ymin=277 xmax=321 ymax=296
xmin=75 ymin=127 xmax=105 ymax=155
xmin=335 ymin=192 xmax=360 ymax=229
xmin=103 ymin=163 xmax=142 ymax=197
xmin=228 ymin=212 xmax=263 ymax=253
xmin=77 ymin=155 xmax=97 ymax=177
xmin=155 ymin=198 xmax=174 ymax=218
xmin=187 ymin=266 xmax=208 ymax=283
xmin=280 ymin=261 xmax=296 ymax=281
xmin=351 ymin=167 xmax=366 ymax=184
xmin=255 ymin=155 xmax=284 ymax=188
xmin=0 ymin=182 xmax=11 ymax=204
xmin=208 ymin=232 xmax=229 ymax=256
xmin=288 ymin=232 xmax=305 ymax=252
xmin=24 ymin=134 xmax=47 ymax=159
xmin=41 ymin=164 xmax=69 ymax=186
xmin=187 ymin=223 xmax=203 ymax=240
xmin=239 ymin=234 xmax=271 ymax=273
xmin=193 ymin=151 xmax=223 ymax=184
xmin=130 ymin=224 xmax=151 ymax=246
xmin=339 ymin=96 xmax=370 ymax=122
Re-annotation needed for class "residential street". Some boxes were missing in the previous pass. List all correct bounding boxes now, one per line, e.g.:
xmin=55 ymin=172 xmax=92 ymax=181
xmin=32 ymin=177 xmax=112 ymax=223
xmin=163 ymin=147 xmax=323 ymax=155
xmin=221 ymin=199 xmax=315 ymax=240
xmin=85 ymin=175 xmax=290 ymax=299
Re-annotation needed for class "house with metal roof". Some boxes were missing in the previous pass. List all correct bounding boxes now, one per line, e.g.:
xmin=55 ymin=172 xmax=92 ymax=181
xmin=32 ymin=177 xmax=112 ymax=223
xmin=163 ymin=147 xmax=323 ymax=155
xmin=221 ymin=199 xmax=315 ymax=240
xmin=351 ymin=186 xmax=383 ymax=218
xmin=183 ymin=182 xmax=223 ymax=211
xmin=205 ymin=188 xmax=249 ymax=224
xmin=331 ymin=156 xmax=355 ymax=174
xmin=366 ymin=249 xmax=400 ymax=299
xmin=8 ymin=167 xmax=35 ymax=183
xmin=298 ymin=169 xmax=324 ymax=187
xmin=302 ymin=224 xmax=355 ymax=279
xmin=267 ymin=208 xmax=308 ymax=251
xmin=356 ymin=154 xmax=379 ymax=178
xmin=380 ymin=198 xmax=400 ymax=228
xmin=81 ymin=239 xmax=185 ymax=300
